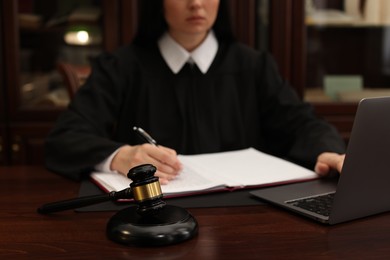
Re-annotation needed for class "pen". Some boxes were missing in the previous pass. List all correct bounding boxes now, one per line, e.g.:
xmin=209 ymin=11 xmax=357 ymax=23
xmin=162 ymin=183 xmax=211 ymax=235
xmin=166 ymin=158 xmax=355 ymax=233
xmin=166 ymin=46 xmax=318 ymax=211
xmin=133 ymin=126 xmax=158 ymax=146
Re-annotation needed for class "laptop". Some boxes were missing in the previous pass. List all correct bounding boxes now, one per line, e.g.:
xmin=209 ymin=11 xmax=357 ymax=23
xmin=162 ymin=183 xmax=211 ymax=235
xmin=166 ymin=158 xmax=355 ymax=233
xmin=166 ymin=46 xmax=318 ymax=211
xmin=250 ymin=96 xmax=390 ymax=225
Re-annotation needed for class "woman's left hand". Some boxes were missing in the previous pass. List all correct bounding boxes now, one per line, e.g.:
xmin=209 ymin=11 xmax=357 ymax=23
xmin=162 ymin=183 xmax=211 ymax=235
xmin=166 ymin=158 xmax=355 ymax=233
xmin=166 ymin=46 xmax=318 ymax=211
xmin=315 ymin=152 xmax=346 ymax=176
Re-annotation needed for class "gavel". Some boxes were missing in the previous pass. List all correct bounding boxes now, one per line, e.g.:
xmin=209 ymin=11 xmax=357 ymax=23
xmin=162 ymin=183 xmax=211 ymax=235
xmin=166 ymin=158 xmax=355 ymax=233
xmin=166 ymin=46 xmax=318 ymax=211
xmin=37 ymin=164 xmax=198 ymax=246
xmin=37 ymin=164 xmax=166 ymax=216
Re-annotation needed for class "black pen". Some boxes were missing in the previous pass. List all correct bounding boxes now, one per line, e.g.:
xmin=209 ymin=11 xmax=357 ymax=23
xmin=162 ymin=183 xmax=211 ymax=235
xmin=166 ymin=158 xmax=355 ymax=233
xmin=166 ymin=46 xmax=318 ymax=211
xmin=133 ymin=126 xmax=158 ymax=146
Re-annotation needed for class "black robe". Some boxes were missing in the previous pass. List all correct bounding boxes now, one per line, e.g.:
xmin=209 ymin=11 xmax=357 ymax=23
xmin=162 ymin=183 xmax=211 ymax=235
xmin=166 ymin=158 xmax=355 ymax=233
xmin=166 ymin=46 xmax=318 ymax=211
xmin=45 ymin=41 xmax=346 ymax=180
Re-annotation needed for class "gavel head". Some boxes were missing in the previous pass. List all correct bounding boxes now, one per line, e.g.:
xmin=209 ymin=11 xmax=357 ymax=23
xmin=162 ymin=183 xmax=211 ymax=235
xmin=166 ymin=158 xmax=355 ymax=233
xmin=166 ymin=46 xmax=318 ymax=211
xmin=127 ymin=164 xmax=166 ymax=216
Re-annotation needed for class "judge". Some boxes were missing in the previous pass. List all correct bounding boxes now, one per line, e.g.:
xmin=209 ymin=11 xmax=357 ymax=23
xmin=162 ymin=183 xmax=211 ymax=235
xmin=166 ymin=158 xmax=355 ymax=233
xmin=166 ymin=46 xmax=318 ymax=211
xmin=45 ymin=0 xmax=346 ymax=183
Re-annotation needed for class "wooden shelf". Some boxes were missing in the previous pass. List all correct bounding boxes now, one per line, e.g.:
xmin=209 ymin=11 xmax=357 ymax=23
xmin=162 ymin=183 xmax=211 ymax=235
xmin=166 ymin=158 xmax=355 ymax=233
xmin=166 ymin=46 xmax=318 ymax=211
xmin=305 ymin=88 xmax=390 ymax=103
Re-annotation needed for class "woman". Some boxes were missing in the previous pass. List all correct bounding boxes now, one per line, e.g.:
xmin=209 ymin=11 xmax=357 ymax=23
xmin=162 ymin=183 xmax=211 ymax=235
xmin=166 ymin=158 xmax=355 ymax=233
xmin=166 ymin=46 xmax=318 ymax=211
xmin=45 ymin=0 xmax=345 ymax=183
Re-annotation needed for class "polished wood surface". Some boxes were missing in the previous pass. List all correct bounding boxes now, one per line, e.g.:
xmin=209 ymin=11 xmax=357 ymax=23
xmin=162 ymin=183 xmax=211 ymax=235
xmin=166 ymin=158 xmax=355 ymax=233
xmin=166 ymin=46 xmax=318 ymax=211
xmin=1 ymin=166 xmax=390 ymax=259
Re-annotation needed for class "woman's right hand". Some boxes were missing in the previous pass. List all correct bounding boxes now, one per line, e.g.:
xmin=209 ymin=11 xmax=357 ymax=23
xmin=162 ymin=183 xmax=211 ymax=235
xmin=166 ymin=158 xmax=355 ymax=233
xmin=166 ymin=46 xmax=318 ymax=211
xmin=110 ymin=144 xmax=183 ymax=184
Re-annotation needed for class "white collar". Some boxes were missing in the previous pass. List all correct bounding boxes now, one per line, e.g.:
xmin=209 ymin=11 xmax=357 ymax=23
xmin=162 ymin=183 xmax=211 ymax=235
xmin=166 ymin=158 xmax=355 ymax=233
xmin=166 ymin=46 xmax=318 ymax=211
xmin=158 ymin=31 xmax=218 ymax=74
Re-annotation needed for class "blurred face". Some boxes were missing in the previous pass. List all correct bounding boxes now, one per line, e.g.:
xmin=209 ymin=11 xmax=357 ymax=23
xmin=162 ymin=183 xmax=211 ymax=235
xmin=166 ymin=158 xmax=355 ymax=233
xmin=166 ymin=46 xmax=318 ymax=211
xmin=164 ymin=0 xmax=220 ymax=41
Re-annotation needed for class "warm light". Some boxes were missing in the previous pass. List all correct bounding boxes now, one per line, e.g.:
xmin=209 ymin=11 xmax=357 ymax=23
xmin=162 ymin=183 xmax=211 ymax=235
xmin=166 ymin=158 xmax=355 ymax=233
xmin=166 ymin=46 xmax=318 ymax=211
xmin=76 ymin=30 xmax=90 ymax=44
xmin=64 ymin=30 xmax=91 ymax=45
xmin=64 ymin=25 xmax=102 ymax=46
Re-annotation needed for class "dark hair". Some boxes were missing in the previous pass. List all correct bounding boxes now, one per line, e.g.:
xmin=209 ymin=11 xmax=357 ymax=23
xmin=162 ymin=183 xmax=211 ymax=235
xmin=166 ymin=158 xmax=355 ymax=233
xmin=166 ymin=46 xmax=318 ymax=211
xmin=133 ymin=0 xmax=235 ymax=46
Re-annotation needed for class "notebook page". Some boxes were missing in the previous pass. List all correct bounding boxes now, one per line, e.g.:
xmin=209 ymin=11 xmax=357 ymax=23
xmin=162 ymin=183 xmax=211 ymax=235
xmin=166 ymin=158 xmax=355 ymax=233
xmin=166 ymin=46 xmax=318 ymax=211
xmin=178 ymin=148 xmax=318 ymax=187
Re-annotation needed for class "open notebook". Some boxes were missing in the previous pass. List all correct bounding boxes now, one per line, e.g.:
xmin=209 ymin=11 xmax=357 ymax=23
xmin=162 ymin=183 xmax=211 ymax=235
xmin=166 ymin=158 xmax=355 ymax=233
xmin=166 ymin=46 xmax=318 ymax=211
xmin=90 ymin=148 xmax=318 ymax=198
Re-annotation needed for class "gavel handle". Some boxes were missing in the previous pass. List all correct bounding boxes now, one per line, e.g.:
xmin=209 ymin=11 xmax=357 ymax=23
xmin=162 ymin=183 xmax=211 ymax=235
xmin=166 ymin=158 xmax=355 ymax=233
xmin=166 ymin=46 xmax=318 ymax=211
xmin=37 ymin=188 xmax=132 ymax=214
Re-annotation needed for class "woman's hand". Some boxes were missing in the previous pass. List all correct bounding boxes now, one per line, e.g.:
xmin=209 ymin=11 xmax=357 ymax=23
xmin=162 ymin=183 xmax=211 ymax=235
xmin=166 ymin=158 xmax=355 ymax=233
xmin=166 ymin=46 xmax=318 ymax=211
xmin=315 ymin=152 xmax=346 ymax=176
xmin=110 ymin=144 xmax=182 ymax=184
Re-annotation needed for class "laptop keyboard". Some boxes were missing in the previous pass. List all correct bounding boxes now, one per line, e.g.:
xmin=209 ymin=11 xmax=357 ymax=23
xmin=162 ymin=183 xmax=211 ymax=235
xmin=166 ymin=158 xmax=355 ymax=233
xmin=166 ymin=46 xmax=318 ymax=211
xmin=286 ymin=192 xmax=335 ymax=217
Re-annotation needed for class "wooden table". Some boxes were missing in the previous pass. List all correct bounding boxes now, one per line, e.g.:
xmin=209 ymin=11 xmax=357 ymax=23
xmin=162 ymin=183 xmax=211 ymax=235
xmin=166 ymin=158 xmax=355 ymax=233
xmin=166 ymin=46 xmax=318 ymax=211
xmin=1 ymin=166 xmax=390 ymax=259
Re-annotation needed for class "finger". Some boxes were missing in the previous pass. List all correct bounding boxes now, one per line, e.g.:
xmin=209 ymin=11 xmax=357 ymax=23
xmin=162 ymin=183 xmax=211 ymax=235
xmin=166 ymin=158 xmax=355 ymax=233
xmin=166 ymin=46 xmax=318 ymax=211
xmin=317 ymin=153 xmax=345 ymax=173
xmin=137 ymin=151 xmax=180 ymax=177
xmin=314 ymin=161 xmax=330 ymax=176
xmin=146 ymin=145 xmax=183 ymax=171
xmin=159 ymin=145 xmax=177 ymax=156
